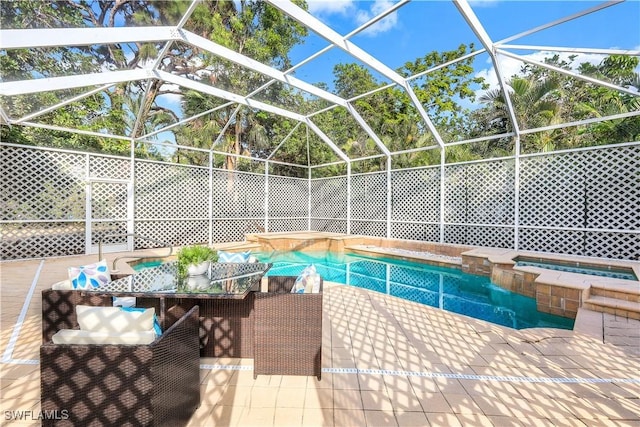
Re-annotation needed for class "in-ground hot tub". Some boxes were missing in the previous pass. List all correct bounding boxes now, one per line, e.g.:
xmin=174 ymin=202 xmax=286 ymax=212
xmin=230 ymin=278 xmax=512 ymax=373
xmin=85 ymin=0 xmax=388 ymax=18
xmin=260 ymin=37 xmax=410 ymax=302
xmin=514 ymin=256 xmax=638 ymax=281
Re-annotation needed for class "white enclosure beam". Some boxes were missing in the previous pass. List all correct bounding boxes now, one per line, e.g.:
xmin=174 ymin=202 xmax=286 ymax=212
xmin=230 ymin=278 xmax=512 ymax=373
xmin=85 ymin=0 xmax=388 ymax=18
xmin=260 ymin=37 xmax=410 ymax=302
xmin=305 ymin=119 xmax=350 ymax=163
xmin=403 ymin=82 xmax=446 ymax=148
xmin=497 ymin=45 xmax=640 ymax=56
xmin=180 ymin=30 xmax=348 ymax=107
xmin=14 ymin=84 xmax=114 ymax=124
xmin=157 ymin=71 xmax=307 ymax=121
xmin=0 ymin=69 xmax=151 ymax=96
xmin=344 ymin=103 xmax=391 ymax=156
xmin=268 ymin=122 xmax=302 ymax=160
xmin=0 ymin=108 xmax=10 ymax=125
xmin=265 ymin=0 xmax=406 ymax=87
xmin=496 ymin=1 xmax=623 ymax=45
xmin=454 ymin=0 xmax=521 ymax=137
xmin=212 ymin=105 xmax=243 ymax=148
xmin=0 ymin=26 xmax=180 ymax=49
xmin=498 ymin=49 xmax=640 ymax=97
xmin=141 ymin=101 xmax=236 ymax=139
xmin=1 ymin=25 xmax=349 ymax=109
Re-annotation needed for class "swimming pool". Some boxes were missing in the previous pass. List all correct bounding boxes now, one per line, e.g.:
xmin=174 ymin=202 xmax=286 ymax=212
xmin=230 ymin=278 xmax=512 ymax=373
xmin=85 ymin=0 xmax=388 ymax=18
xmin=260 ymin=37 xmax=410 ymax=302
xmin=255 ymin=251 xmax=575 ymax=330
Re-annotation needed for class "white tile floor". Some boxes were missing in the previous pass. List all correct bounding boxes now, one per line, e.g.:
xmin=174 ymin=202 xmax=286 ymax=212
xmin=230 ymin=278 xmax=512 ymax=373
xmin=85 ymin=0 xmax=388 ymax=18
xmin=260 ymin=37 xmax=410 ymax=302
xmin=1 ymin=253 xmax=639 ymax=426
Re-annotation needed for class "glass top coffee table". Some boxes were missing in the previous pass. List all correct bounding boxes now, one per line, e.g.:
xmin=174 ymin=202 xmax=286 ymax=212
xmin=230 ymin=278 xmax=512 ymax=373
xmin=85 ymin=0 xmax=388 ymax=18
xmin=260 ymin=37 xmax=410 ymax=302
xmin=86 ymin=261 xmax=272 ymax=299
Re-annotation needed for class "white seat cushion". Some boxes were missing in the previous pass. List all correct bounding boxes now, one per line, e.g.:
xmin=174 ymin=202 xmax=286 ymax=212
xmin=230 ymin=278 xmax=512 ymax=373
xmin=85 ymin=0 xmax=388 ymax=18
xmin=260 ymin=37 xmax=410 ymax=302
xmin=51 ymin=329 xmax=156 ymax=345
xmin=51 ymin=280 xmax=73 ymax=290
xmin=76 ymin=305 xmax=155 ymax=333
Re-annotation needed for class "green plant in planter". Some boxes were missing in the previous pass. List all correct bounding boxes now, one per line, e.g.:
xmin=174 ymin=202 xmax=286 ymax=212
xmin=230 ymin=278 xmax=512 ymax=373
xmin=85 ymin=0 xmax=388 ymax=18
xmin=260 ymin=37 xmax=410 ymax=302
xmin=177 ymin=245 xmax=218 ymax=276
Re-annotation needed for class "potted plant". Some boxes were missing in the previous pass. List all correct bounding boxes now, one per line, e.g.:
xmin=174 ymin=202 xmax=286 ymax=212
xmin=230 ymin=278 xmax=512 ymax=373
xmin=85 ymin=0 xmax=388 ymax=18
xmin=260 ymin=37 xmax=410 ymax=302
xmin=177 ymin=245 xmax=218 ymax=277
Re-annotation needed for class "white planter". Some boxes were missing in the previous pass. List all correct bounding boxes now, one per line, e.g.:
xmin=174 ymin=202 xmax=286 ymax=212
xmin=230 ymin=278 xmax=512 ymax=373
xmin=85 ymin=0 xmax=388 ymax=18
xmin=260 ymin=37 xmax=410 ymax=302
xmin=186 ymin=274 xmax=210 ymax=290
xmin=186 ymin=261 xmax=210 ymax=276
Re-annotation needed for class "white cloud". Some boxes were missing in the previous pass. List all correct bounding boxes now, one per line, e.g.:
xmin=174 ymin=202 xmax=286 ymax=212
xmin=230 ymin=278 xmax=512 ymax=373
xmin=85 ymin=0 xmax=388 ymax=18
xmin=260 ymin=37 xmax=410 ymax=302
xmin=307 ymin=0 xmax=355 ymax=16
xmin=475 ymin=50 xmax=607 ymax=98
xmin=355 ymin=0 xmax=399 ymax=37
xmin=305 ymin=0 xmax=400 ymax=37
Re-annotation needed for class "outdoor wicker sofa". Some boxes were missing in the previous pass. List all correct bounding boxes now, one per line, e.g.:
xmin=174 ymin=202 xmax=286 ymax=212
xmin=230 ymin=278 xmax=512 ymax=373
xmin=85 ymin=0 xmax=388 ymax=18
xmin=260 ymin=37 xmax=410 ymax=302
xmin=253 ymin=275 xmax=323 ymax=380
xmin=40 ymin=303 xmax=200 ymax=427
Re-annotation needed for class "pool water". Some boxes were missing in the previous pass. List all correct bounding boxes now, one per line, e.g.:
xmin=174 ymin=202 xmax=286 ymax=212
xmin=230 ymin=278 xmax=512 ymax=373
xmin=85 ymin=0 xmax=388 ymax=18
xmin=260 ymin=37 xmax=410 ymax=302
xmin=132 ymin=260 xmax=164 ymax=271
xmin=255 ymin=251 xmax=575 ymax=330
xmin=515 ymin=259 xmax=637 ymax=281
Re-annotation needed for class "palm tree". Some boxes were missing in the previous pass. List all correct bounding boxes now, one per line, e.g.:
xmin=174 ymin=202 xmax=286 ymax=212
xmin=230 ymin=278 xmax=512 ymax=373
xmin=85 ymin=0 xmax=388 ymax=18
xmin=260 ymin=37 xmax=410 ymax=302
xmin=479 ymin=75 xmax=561 ymax=152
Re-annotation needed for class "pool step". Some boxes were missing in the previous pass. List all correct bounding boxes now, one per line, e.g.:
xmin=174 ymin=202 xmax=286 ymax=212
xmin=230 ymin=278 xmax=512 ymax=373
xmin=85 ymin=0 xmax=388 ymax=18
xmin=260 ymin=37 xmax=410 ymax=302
xmin=583 ymin=285 xmax=640 ymax=321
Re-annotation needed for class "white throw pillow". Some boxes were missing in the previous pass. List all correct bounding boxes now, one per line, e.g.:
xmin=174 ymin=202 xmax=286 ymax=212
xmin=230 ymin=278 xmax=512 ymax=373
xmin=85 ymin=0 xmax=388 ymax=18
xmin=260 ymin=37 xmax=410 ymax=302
xmin=217 ymin=250 xmax=251 ymax=263
xmin=68 ymin=259 xmax=110 ymax=289
xmin=51 ymin=330 xmax=156 ymax=345
xmin=76 ymin=305 xmax=155 ymax=334
xmin=292 ymin=265 xmax=319 ymax=294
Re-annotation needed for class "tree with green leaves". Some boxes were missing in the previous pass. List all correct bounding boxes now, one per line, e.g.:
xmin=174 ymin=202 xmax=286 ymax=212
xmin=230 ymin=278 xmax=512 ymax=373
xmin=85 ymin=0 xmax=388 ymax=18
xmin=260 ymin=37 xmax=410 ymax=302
xmin=472 ymin=54 xmax=640 ymax=155
xmin=0 ymin=0 xmax=188 ymax=155
xmin=174 ymin=0 xmax=308 ymax=170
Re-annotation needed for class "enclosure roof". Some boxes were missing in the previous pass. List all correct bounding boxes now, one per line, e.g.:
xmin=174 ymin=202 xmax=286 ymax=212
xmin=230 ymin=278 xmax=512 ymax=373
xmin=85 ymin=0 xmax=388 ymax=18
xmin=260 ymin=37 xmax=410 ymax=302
xmin=1 ymin=0 xmax=638 ymax=166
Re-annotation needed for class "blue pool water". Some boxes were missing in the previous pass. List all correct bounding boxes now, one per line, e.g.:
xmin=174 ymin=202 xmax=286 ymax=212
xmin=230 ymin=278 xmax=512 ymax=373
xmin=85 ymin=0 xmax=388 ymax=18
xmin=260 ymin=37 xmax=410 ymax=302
xmin=132 ymin=260 xmax=164 ymax=271
xmin=515 ymin=258 xmax=637 ymax=281
xmin=255 ymin=251 xmax=575 ymax=330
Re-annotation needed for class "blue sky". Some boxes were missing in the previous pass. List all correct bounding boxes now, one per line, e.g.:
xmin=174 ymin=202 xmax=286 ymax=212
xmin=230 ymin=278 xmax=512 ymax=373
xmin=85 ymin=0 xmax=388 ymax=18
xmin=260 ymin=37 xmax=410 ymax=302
xmin=288 ymin=0 xmax=640 ymax=91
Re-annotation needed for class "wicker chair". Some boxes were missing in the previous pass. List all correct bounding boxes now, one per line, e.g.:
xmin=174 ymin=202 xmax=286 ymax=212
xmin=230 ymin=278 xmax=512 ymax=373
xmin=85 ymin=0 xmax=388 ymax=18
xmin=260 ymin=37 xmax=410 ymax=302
xmin=253 ymin=276 xmax=323 ymax=380
xmin=40 ymin=303 xmax=200 ymax=427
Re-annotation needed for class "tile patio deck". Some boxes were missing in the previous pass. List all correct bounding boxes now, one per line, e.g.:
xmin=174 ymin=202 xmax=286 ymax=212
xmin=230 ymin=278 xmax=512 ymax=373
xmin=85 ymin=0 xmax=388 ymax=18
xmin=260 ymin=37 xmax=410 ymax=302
xmin=1 ymin=252 xmax=639 ymax=426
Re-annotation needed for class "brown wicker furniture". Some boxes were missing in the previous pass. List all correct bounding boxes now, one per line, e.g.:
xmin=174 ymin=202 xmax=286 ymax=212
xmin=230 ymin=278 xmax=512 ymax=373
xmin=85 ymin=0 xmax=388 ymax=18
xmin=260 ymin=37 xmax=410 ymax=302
xmin=136 ymin=294 xmax=257 ymax=358
xmin=42 ymin=289 xmax=113 ymax=343
xmin=253 ymin=275 xmax=323 ymax=380
xmin=69 ymin=262 xmax=271 ymax=358
xmin=40 ymin=304 xmax=200 ymax=427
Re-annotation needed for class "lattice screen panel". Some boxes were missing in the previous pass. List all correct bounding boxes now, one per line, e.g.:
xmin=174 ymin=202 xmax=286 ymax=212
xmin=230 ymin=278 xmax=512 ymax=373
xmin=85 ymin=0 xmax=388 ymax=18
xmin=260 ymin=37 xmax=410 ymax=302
xmin=135 ymin=220 xmax=209 ymax=248
xmin=582 ymin=146 xmax=638 ymax=230
xmin=2 ymin=143 xmax=637 ymax=260
xmin=391 ymin=168 xmax=440 ymax=222
xmin=268 ymin=176 xmax=308 ymax=217
xmin=310 ymin=219 xmax=347 ymax=234
xmin=91 ymin=221 xmax=128 ymax=246
xmin=91 ymin=182 xmax=128 ymax=220
xmin=212 ymin=170 xmax=265 ymax=218
xmin=212 ymin=219 xmax=252 ymax=243
xmin=584 ymin=232 xmax=638 ymax=260
xmin=350 ymin=173 xmax=387 ymax=220
xmin=89 ymin=155 xmax=130 ymax=180
xmin=443 ymin=164 xmax=466 ymax=224
xmin=518 ymin=228 xmax=586 ymax=256
xmin=175 ymin=165 xmax=209 ymax=219
xmin=1 ymin=222 xmax=85 ymax=259
xmin=519 ymin=228 xmax=638 ymax=259
xmin=310 ymin=177 xmax=347 ymax=218
xmin=351 ymin=220 xmax=387 ymax=237
xmin=391 ymin=222 xmax=439 ymax=242
xmin=444 ymin=160 xmax=515 ymax=225
xmin=136 ymin=161 xmax=209 ymax=220
xmin=136 ymin=161 xmax=179 ymax=219
xmin=268 ymin=218 xmax=307 ymax=233
xmin=444 ymin=225 xmax=514 ymax=248
xmin=520 ymin=154 xmax=586 ymax=228
xmin=1 ymin=146 xmax=85 ymax=221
